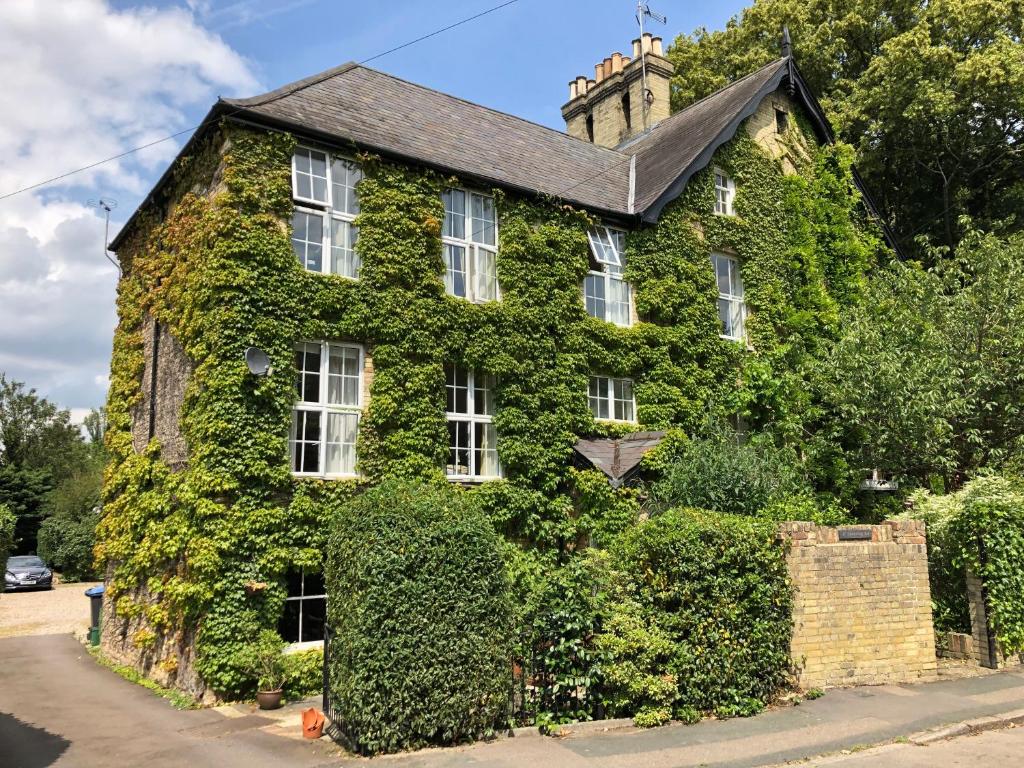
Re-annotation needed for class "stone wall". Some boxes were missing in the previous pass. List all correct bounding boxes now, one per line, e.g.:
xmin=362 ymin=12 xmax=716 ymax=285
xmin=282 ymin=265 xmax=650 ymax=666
xmin=781 ymin=520 xmax=937 ymax=688
xmin=967 ymin=570 xmax=1024 ymax=669
xmin=130 ymin=314 xmax=192 ymax=470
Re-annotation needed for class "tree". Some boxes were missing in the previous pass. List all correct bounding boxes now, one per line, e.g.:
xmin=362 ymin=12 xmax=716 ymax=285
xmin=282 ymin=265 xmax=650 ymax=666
xmin=0 ymin=375 xmax=87 ymax=553
xmin=666 ymin=0 xmax=1024 ymax=256
xmin=823 ymin=226 xmax=1024 ymax=489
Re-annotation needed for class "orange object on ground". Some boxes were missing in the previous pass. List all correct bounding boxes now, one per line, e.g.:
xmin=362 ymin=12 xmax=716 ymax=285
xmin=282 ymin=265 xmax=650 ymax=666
xmin=302 ymin=707 xmax=325 ymax=740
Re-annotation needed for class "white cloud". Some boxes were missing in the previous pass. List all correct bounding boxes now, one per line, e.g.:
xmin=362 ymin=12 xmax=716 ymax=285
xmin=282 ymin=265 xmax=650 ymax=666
xmin=0 ymin=0 xmax=260 ymax=413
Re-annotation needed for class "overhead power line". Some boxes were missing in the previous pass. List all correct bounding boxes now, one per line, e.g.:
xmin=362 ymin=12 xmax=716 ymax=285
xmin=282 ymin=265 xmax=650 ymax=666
xmin=0 ymin=0 xmax=520 ymax=203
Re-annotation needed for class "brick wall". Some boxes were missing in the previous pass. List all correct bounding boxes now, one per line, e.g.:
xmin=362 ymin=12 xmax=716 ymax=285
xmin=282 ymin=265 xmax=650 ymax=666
xmin=780 ymin=520 xmax=937 ymax=688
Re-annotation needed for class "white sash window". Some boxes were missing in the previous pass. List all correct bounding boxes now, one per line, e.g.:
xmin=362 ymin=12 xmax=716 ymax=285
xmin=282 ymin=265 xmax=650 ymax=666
xmin=442 ymin=189 xmax=499 ymax=302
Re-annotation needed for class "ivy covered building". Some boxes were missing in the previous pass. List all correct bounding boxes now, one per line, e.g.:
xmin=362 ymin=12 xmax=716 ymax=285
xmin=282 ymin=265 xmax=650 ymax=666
xmin=98 ymin=33 xmax=887 ymax=700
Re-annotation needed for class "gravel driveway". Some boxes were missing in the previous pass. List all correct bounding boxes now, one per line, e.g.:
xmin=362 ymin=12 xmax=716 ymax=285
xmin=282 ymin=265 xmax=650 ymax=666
xmin=0 ymin=581 xmax=100 ymax=638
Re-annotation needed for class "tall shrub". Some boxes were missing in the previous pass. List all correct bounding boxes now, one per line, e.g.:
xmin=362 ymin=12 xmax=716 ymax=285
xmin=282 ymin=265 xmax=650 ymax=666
xmin=325 ymin=479 xmax=512 ymax=755
xmin=947 ymin=476 xmax=1024 ymax=654
xmin=597 ymin=508 xmax=792 ymax=726
xmin=0 ymin=503 xmax=15 ymax=583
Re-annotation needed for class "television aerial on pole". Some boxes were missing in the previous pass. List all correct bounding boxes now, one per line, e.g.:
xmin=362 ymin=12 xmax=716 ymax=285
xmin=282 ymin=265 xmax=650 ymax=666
xmin=635 ymin=2 xmax=667 ymax=131
xmin=87 ymin=197 xmax=121 ymax=276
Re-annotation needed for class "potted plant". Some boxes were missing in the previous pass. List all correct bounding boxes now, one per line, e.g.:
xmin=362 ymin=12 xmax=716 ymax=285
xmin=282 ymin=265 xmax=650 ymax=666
xmin=245 ymin=630 xmax=287 ymax=710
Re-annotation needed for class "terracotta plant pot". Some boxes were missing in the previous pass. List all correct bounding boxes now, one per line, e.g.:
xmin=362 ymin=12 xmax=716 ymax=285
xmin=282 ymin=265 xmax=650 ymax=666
xmin=302 ymin=707 xmax=325 ymax=739
xmin=256 ymin=689 xmax=283 ymax=710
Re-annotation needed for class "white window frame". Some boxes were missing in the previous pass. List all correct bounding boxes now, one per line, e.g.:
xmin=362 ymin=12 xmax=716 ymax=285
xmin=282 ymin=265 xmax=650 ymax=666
xmin=290 ymin=146 xmax=362 ymax=279
xmin=584 ymin=226 xmax=633 ymax=327
xmin=280 ymin=569 xmax=326 ymax=649
xmin=588 ymin=375 xmax=636 ymax=423
xmin=445 ymin=366 xmax=501 ymax=481
xmin=441 ymin=188 xmax=500 ymax=303
xmin=290 ymin=341 xmax=364 ymax=479
xmin=713 ymin=167 xmax=736 ymax=217
xmin=711 ymin=252 xmax=746 ymax=342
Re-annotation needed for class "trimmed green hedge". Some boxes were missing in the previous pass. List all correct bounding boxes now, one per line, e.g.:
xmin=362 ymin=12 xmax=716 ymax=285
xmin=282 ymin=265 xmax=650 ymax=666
xmin=325 ymin=479 xmax=513 ymax=755
xmin=597 ymin=508 xmax=793 ymax=726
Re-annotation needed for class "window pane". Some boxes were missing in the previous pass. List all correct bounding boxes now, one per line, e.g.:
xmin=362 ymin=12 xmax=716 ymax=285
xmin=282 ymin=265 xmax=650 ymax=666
xmin=291 ymin=410 xmax=321 ymax=473
xmin=443 ymin=189 xmax=465 ymax=239
xmin=584 ymin=273 xmax=606 ymax=320
xmin=326 ymin=412 xmax=358 ymax=474
xmin=447 ymin=420 xmax=471 ymax=476
xmin=279 ymin=599 xmax=301 ymax=643
xmin=447 ymin=365 xmax=469 ymax=414
xmin=474 ymin=247 xmax=498 ymax=302
xmin=475 ymin=422 xmax=498 ymax=477
xmin=300 ymin=597 xmax=326 ymax=643
xmin=296 ymin=343 xmax=321 ymax=402
xmin=729 ymin=259 xmax=744 ymax=298
xmin=713 ymin=254 xmax=729 ymax=293
xmin=613 ymin=379 xmax=634 ymax=421
xmin=294 ymin=149 xmax=329 ymax=203
xmin=471 ymin=194 xmax=495 ymax=246
xmin=291 ymin=211 xmax=324 ymax=273
xmin=444 ymin=244 xmax=467 ymax=298
xmin=588 ymin=228 xmax=621 ymax=267
xmin=718 ymin=298 xmax=733 ymax=336
xmin=588 ymin=376 xmax=609 ymax=419
xmin=608 ymin=276 xmax=630 ymax=326
xmin=304 ymin=572 xmax=325 ymax=596
xmin=330 ymin=219 xmax=359 ymax=278
xmin=327 ymin=345 xmax=360 ymax=406
xmin=331 ymin=158 xmax=361 ymax=215
xmin=474 ymin=374 xmax=495 ymax=416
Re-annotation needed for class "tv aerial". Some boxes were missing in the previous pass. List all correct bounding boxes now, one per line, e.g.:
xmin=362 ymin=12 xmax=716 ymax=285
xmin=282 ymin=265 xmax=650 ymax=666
xmin=87 ymin=197 xmax=121 ymax=275
xmin=635 ymin=3 xmax=667 ymax=125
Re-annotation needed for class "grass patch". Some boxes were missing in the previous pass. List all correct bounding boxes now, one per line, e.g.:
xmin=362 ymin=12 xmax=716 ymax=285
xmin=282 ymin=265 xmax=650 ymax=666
xmin=88 ymin=647 xmax=199 ymax=710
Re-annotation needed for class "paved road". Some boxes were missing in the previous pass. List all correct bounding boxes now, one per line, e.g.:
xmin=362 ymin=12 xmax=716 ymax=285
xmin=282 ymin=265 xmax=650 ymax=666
xmin=801 ymin=724 xmax=1024 ymax=766
xmin=0 ymin=634 xmax=347 ymax=768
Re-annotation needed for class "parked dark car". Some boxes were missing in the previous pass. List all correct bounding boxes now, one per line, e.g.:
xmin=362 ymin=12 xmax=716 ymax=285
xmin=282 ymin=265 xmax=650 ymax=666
xmin=5 ymin=556 xmax=54 ymax=591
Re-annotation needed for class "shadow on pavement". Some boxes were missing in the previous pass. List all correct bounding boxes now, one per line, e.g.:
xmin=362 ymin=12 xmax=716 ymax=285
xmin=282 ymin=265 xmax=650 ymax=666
xmin=0 ymin=711 xmax=70 ymax=767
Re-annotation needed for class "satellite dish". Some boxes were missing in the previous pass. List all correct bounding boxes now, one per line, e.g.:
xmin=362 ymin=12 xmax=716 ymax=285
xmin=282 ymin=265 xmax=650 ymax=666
xmin=244 ymin=347 xmax=272 ymax=377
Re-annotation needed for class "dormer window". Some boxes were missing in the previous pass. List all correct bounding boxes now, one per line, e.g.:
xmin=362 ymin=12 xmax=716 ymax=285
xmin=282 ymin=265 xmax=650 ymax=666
xmin=442 ymin=189 xmax=500 ymax=303
xmin=713 ymin=168 xmax=736 ymax=216
xmin=584 ymin=227 xmax=632 ymax=327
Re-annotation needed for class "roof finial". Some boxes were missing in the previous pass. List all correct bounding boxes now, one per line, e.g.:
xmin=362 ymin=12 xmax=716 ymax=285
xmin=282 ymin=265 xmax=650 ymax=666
xmin=781 ymin=26 xmax=792 ymax=58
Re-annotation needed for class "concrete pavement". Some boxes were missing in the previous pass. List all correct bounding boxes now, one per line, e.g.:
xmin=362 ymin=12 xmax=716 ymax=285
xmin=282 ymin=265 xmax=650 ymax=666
xmin=4 ymin=632 xmax=1024 ymax=767
xmin=0 ymin=634 xmax=346 ymax=768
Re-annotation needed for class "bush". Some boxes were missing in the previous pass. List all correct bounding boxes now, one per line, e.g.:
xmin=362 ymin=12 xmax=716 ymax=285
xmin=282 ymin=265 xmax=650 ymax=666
xmin=649 ymin=428 xmax=810 ymax=517
xmin=37 ymin=466 xmax=102 ymax=581
xmin=0 ymin=503 xmax=14 ymax=583
xmin=325 ymin=478 xmax=513 ymax=755
xmin=282 ymin=647 xmax=324 ymax=701
xmin=596 ymin=508 xmax=793 ymax=725
xmin=903 ymin=488 xmax=969 ymax=634
xmin=946 ymin=476 xmax=1024 ymax=653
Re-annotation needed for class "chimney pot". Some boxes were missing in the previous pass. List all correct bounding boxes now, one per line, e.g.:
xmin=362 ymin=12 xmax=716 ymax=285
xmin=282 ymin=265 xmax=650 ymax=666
xmin=611 ymin=51 xmax=623 ymax=73
xmin=621 ymin=55 xmax=631 ymax=66
xmin=594 ymin=63 xmax=604 ymax=82
xmin=587 ymin=78 xmax=596 ymax=92
xmin=569 ymin=81 xmax=578 ymax=99
xmin=632 ymin=38 xmax=642 ymax=58
xmin=603 ymin=57 xmax=613 ymax=79
xmin=576 ymin=75 xmax=588 ymax=95
xmin=652 ymin=36 xmax=664 ymax=56
xmin=642 ymin=32 xmax=653 ymax=54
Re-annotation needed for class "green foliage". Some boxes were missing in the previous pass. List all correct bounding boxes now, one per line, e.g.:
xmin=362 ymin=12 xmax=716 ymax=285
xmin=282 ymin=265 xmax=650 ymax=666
xmin=666 ymin=0 xmax=1024 ymax=254
xmin=325 ymin=479 xmax=512 ymax=755
xmin=281 ymin=647 xmax=324 ymax=700
xmin=945 ymin=476 xmax=1024 ymax=653
xmin=37 ymin=457 xmax=104 ymax=581
xmin=97 ymin=106 xmax=873 ymax=704
xmin=597 ymin=508 xmax=793 ymax=724
xmin=903 ymin=488 xmax=970 ymax=634
xmin=0 ymin=503 xmax=14 ymax=575
xmin=239 ymin=629 xmax=287 ymax=692
xmin=824 ymin=228 xmax=1024 ymax=489
xmin=649 ymin=424 xmax=810 ymax=516
xmin=89 ymin=648 xmax=199 ymax=710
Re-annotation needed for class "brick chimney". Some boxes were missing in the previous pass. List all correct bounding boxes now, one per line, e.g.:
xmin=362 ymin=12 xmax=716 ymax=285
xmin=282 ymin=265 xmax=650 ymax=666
xmin=562 ymin=33 xmax=672 ymax=147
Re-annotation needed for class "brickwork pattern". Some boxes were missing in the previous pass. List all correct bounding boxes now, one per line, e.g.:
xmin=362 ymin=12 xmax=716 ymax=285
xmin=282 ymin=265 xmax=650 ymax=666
xmin=780 ymin=520 xmax=937 ymax=688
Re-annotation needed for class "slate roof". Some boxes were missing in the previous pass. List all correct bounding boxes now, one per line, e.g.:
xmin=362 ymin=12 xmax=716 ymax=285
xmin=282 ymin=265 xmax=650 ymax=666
xmin=626 ymin=58 xmax=791 ymax=219
xmin=222 ymin=63 xmax=632 ymax=216
xmin=114 ymin=55 xmax=897 ymax=252
xmin=574 ymin=431 xmax=667 ymax=487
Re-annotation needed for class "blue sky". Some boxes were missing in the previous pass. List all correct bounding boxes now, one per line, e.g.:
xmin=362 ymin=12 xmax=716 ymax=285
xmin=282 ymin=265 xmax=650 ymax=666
xmin=0 ymin=0 xmax=747 ymax=417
